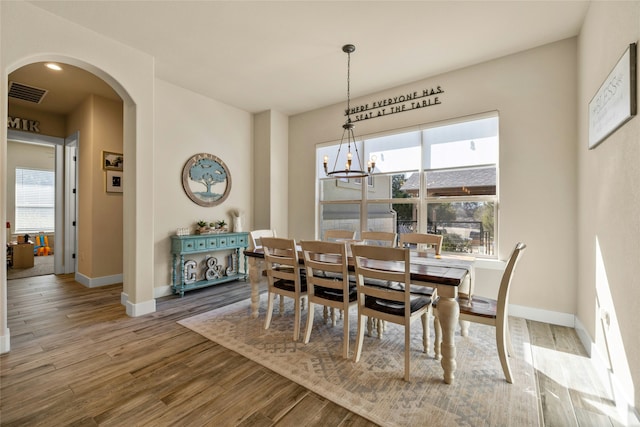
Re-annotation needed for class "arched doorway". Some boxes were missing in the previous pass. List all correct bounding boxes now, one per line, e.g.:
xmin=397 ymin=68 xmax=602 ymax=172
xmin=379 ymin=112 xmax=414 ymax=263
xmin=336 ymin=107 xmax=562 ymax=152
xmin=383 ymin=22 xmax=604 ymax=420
xmin=7 ymin=62 xmax=123 ymax=281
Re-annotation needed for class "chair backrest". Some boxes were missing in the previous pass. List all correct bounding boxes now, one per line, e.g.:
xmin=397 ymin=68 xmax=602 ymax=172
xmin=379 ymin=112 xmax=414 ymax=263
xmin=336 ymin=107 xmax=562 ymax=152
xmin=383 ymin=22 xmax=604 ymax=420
xmin=260 ymin=237 xmax=302 ymax=288
xmin=300 ymin=240 xmax=350 ymax=294
xmin=323 ymin=229 xmax=356 ymax=242
xmin=399 ymin=232 xmax=443 ymax=255
xmin=497 ymin=242 xmax=527 ymax=319
xmin=249 ymin=229 xmax=277 ymax=250
xmin=351 ymin=244 xmax=411 ymax=308
xmin=360 ymin=231 xmax=397 ymax=247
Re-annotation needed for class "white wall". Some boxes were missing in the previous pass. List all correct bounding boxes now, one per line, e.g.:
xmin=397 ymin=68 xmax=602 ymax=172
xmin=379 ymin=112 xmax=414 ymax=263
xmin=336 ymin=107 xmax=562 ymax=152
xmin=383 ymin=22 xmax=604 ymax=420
xmin=578 ymin=1 xmax=640 ymax=412
xmin=289 ymin=38 xmax=579 ymax=319
xmin=153 ymin=79 xmax=252 ymax=295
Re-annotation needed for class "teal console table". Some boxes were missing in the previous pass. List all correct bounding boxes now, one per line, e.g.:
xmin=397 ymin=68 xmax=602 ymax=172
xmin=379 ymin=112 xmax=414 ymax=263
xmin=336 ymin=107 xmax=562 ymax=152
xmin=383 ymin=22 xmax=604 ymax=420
xmin=171 ymin=232 xmax=248 ymax=297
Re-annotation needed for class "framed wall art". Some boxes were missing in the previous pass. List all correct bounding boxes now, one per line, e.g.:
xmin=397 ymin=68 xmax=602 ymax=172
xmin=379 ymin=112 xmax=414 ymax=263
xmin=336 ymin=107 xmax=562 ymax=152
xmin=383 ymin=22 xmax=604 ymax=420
xmin=102 ymin=151 xmax=123 ymax=170
xmin=182 ymin=153 xmax=232 ymax=207
xmin=588 ymin=42 xmax=637 ymax=149
xmin=106 ymin=170 xmax=123 ymax=193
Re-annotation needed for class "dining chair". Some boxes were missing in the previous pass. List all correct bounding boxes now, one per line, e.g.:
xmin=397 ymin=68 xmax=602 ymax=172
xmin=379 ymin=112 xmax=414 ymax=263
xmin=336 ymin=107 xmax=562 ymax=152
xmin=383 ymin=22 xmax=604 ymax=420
xmin=360 ymin=231 xmax=397 ymax=247
xmin=399 ymin=232 xmax=443 ymax=256
xmin=261 ymin=237 xmax=307 ymax=341
xmin=249 ymin=229 xmax=277 ymax=250
xmin=433 ymin=242 xmax=526 ymax=383
xmin=323 ymin=229 xmax=356 ymax=242
xmin=351 ymin=244 xmax=432 ymax=382
xmin=300 ymin=240 xmax=356 ymax=358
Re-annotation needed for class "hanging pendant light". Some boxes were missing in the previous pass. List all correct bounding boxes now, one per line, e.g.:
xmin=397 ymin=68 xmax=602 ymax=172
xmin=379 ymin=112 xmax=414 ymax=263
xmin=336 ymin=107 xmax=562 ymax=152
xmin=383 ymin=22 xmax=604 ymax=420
xmin=323 ymin=44 xmax=376 ymax=179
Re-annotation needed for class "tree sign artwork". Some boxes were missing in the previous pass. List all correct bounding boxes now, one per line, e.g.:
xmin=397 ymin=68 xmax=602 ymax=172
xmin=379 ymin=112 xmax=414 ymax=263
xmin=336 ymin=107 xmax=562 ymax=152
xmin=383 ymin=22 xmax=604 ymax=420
xmin=181 ymin=153 xmax=232 ymax=207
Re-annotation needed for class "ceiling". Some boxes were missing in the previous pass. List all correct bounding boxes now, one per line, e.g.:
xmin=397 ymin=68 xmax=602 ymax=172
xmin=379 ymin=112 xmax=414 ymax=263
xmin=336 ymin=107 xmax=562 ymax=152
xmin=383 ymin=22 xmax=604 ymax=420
xmin=10 ymin=1 xmax=590 ymax=116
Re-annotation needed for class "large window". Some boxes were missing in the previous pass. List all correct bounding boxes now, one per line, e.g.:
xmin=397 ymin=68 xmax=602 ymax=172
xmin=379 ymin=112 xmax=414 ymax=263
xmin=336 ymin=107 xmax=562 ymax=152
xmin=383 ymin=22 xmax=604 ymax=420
xmin=15 ymin=168 xmax=55 ymax=233
xmin=317 ymin=113 xmax=498 ymax=256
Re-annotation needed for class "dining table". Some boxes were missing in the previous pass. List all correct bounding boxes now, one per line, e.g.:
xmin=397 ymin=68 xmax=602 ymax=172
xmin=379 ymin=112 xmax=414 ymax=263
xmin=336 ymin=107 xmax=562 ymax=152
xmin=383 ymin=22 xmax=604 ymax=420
xmin=243 ymin=244 xmax=475 ymax=385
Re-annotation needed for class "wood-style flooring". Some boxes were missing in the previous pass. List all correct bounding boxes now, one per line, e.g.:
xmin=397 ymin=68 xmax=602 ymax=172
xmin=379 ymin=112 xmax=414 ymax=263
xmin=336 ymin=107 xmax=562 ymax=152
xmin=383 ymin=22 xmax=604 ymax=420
xmin=0 ymin=274 xmax=632 ymax=426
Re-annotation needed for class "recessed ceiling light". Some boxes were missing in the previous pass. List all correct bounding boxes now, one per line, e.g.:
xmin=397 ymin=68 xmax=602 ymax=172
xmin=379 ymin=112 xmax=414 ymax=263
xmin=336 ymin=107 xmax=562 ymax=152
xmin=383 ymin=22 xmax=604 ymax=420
xmin=45 ymin=63 xmax=62 ymax=71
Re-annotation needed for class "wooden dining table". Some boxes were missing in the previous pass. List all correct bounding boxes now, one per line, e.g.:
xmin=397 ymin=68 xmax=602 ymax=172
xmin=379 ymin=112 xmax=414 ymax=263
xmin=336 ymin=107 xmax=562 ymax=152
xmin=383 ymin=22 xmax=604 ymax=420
xmin=244 ymin=245 xmax=475 ymax=385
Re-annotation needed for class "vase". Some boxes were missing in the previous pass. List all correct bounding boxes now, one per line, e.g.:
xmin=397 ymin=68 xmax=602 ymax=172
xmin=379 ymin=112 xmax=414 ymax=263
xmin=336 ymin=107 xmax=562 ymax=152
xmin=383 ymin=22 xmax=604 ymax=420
xmin=233 ymin=217 xmax=242 ymax=233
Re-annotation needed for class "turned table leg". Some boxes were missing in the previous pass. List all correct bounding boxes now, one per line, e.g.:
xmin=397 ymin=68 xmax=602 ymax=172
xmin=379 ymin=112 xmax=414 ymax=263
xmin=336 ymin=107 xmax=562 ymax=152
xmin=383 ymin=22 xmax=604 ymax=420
xmin=436 ymin=285 xmax=460 ymax=384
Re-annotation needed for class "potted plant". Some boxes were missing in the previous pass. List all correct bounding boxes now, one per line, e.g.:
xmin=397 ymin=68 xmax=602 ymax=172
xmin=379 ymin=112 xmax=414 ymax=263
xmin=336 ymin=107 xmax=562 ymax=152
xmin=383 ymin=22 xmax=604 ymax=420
xmin=216 ymin=220 xmax=227 ymax=231
xmin=196 ymin=220 xmax=208 ymax=234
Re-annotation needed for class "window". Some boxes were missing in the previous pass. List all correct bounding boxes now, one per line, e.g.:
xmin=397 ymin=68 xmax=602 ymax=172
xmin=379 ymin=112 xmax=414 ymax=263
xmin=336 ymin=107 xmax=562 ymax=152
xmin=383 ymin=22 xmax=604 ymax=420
xmin=317 ymin=113 xmax=498 ymax=256
xmin=15 ymin=168 xmax=55 ymax=233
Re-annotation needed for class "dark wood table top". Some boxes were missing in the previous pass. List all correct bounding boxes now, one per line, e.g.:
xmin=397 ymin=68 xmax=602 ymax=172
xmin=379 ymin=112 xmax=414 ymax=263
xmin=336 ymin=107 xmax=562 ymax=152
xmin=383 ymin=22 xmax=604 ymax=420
xmin=244 ymin=247 xmax=471 ymax=287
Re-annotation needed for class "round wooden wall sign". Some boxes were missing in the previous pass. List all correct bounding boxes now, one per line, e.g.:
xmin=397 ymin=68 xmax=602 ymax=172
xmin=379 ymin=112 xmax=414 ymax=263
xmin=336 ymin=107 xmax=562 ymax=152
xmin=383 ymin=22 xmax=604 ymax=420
xmin=182 ymin=153 xmax=232 ymax=207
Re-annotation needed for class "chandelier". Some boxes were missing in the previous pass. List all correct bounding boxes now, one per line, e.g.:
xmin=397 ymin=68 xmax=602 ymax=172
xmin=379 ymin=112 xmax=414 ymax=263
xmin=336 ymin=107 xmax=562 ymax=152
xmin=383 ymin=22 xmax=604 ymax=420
xmin=323 ymin=44 xmax=376 ymax=179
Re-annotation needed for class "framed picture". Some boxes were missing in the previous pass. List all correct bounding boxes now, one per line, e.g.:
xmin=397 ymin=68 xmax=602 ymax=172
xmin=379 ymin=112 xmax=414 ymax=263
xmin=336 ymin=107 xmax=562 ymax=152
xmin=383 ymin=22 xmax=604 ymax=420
xmin=106 ymin=170 xmax=123 ymax=193
xmin=588 ymin=42 xmax=637 ymax=149
xmin=102 ymin=151 xmax=123 ymax=170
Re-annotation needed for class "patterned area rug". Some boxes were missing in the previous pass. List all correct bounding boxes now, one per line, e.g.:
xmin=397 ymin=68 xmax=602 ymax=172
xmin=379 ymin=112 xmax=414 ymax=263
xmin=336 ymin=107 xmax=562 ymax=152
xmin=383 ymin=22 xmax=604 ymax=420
xmin=179 ymin=296 xmax=540 ymax=426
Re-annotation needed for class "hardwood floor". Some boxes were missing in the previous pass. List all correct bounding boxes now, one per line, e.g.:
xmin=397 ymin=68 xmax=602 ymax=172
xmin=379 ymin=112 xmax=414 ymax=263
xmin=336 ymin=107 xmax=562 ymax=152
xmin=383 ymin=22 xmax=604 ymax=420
xmin=1 ymin=274 xmax=633 ymax=426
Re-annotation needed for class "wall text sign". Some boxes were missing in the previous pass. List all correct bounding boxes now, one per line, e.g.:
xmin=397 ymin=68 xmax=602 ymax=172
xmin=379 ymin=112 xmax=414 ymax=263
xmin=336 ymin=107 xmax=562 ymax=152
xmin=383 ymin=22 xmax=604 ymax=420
xmin=7 ymin=116 xmax=41 ymax=133
xmin=345 ymin=86 xmax=443 ymax=122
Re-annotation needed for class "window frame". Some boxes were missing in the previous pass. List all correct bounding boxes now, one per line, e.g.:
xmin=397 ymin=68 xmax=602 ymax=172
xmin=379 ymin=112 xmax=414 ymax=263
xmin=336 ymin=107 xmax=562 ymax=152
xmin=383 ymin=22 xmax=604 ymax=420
xmin=317 ymin=112 xmax=499 ymax=258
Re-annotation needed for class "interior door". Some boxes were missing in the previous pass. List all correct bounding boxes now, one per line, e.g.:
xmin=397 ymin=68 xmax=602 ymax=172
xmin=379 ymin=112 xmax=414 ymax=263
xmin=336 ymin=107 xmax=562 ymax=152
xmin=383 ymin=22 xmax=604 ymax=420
xmin=64 ymin=132 xmax=78 ymax=275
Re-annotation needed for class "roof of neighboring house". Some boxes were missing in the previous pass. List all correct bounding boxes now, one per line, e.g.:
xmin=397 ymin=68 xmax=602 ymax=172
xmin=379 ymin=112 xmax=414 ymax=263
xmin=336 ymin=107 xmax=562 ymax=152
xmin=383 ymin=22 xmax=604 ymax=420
xmin=400 ymin=167 xmax=496 ymax=196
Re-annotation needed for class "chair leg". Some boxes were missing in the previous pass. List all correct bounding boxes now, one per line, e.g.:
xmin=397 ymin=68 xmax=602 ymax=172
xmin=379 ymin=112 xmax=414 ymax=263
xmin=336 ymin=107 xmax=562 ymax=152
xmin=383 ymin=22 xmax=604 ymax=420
xmin=496 ymin=320 xmax=513 ymax=383
xmin=264 ymin=292 xmax=276 ymax=330
xmin=342 ymin=306 xmax=350 ymax=359
xmin=303 ymin=302 xmax=315 ymax=344
xmin=404 ymin=323 xmax=411 ymax=382
xmin=293 ymin=297 xmax=301 ymax=341
xmin=354 ymin=312 xmax=367 ymax=363
xmin=506 ymin=325 xmax=514 ymax=357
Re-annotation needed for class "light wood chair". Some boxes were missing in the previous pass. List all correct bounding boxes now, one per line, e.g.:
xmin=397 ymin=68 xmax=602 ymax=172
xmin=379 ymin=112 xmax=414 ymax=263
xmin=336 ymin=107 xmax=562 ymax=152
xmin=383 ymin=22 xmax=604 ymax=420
xmin=261 ymin=237 xmax=307 ymax=341
xmin=323 ymin=229 xmax=356 ymax=242
xmin=249 ymin=229 xmax=277 ymax=250
xmin=399 ymin=232 xmax=443 ymax=255
xmin=360 ymin=231 xmax=397 ymax=247
xmin=351 ymin=244 xmax=432 ymax=382
xmin=433 ymin=242 xmax=526 ymax=383
xmin=300 ymin=240 xmax=356 ymax=358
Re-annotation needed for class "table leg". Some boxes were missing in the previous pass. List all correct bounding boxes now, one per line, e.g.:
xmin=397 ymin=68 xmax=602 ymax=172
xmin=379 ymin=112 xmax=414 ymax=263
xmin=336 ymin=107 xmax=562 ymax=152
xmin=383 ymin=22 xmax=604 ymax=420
xmin=248 ymin=256 xmax=263 ymax=318
xmin=436 ymin=285 xmax=459 ymax=384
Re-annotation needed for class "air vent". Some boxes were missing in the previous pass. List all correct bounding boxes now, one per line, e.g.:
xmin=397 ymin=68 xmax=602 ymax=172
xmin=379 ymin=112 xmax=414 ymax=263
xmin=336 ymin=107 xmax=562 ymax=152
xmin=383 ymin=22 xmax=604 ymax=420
xmin=8 ymin=81 xmax=48 ymax=104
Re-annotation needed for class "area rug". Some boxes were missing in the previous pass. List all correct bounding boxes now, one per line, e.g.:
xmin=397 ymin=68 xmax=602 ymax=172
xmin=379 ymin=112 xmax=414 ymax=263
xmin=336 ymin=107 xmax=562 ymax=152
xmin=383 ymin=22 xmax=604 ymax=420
xmin=179 ymin=296 xmax=540 ymax=427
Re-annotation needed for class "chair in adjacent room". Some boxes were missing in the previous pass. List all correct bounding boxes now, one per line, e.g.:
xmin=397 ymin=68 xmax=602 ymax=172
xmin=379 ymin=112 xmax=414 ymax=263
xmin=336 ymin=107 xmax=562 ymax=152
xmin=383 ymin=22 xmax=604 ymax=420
xmin=351 ymin=244 xmax=432 ymax=381
xmin=323 ymin=229 xmax=356 ymax=242
xmin=361 ymin=231 xmax=397 ymax=247
xmin=261 ymin=237 xmax=307 ymax=341
xmin=300 ymin=240 xmax=356 ymax=358
xmin=249 ymin=229 xmax=277 ymax=250
xmin=433 ymin=242 xmax=526 ymax=383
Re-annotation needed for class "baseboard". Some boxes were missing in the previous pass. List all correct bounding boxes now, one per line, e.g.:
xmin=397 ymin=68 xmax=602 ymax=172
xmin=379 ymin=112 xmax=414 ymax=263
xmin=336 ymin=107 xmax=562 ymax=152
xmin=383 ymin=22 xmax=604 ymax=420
xmin=0 ymin=328 xmax=10 ymax=354
xmin=120 ymin=291 xmax=156 ymax=317
xmin=574 ymin=318 xmax=640 ymax=425
xmin=75 ymin=272 xmax=123 ymax=288
xmin=509 ymin=303 xmax=575 ymax=327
